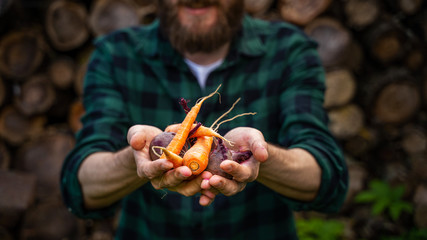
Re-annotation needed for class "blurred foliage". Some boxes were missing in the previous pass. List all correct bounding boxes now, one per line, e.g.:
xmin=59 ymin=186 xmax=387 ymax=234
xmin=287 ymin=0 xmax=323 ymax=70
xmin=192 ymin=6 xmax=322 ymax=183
xmin=381 ymin=228 xmax=427 ymax=240
xmin=355 ymin=180 xmax=413 ymax=221
xmin=296 ymin=217 xmax=345 ymax=240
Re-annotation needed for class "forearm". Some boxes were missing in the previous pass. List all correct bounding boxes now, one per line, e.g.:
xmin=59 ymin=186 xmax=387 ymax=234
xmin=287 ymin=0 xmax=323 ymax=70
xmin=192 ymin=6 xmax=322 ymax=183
xmin=257 ymin=144 xmax=321 ymax=201
xmin=78 ymin=146 xmax=148 ymax=209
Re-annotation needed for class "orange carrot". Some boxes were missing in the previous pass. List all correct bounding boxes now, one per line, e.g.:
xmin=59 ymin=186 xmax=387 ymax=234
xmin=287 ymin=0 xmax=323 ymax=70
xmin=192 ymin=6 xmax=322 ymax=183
xmin=152 ymin=146 xmax=183 ymax=166
xmin=165 ymin=123 xmax=229 ymax=143
xmin=182 ymin=136 xmax=213 ymax=175
xmin=161 ymin=85 xmax=221 ymax=168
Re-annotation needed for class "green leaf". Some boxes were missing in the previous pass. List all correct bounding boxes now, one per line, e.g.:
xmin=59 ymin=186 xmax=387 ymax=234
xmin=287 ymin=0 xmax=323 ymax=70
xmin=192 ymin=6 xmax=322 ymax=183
xmin=355 ymin=191 xmax=377 ymax=203
xmin=372 ymin=198 xmax=389 ymax=215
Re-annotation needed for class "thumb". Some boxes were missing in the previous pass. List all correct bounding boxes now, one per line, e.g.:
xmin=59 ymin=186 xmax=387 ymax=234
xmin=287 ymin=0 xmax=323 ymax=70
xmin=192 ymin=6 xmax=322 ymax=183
xmin=249 ymin=138 xmax=268 ymax=163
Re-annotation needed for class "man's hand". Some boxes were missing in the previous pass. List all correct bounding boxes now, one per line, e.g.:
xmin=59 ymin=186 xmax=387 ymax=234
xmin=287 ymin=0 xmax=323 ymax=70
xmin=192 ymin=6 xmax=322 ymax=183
xmin=127 ymin=125 xmax=216 ymax=206
xmin=202 ymin=127 xmax=268 ymax=196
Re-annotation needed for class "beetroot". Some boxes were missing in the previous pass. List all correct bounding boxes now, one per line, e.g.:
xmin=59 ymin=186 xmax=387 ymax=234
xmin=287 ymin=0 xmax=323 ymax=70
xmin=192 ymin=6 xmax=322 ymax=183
xmin=207 ymin=138 xmax=233 ymax=179
xmin=149 ymin=132 xmax=176 ymax=160
xmin=206 ymin=138 xmax=253 ymax=179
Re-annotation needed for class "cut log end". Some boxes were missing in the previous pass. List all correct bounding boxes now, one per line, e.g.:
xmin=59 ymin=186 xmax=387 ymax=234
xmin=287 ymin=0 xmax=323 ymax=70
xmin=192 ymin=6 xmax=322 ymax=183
xmin=14 ymin=74 xmax=56 ymax=116
xmin=373 ymin=82 xmax=420 ymax=124
xmin=0 ymin=30 xmax=45 ymax=79
xmin=89 ymin=0 xmax=140 ymax=37
xmin=46 ymin=0 xmax=89 ymax=51
xmin=0 ymin=106 xmax=46 ymax=146
xmin=324 ymin=69 xmax=357 ymax=109
xmin=344 ymin=0 xmax=380 ymax=29
xmin=328 ymin=104 xmax=364 ymax=139
xmin=244 ymin=0 xmax=274 ymax=16
xmin=48 ymin=57 xmax=76 ymax=89
xmin=279 ymin=0 xmax=332 ymax=26
xmin=305 ymin=17 xmax=352 ymax=68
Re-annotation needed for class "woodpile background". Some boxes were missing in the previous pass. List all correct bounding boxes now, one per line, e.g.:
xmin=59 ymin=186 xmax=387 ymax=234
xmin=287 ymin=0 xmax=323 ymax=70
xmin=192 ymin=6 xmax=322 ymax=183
xmin=0 ymin=0 xmax=426 ymax=239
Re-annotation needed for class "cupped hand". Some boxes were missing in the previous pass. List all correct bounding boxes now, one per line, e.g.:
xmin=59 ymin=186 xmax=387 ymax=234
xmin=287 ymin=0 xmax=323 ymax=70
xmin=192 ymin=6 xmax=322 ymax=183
xmin=202 ymin=127 xmax=268 ymax=196
xmin=127 ymin=124 xmax=217 ymax=206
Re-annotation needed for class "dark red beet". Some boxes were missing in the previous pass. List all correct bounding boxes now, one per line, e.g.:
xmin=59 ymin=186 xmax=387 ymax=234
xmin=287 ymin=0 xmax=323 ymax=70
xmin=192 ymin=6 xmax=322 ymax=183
xmin=207 ymin=138 xmax=254 ymax=179
xmin=149 ymin=132 xmax=176 ymax=160
xmin=231 ymin=150 xmax=253 ymax=163
xmin=207 ymin=139 xmax=233 ymax=179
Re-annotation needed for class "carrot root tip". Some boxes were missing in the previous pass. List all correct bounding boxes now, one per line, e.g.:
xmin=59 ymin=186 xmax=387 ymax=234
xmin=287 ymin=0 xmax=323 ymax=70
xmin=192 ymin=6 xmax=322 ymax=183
xmin=188 ymin=161 xmax=200 ymax=171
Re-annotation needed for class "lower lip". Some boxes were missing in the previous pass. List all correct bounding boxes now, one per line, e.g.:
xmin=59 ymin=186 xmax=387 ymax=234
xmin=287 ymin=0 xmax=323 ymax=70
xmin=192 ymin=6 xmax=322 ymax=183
xmin=184 ymin=7 xmax=212 ymax=15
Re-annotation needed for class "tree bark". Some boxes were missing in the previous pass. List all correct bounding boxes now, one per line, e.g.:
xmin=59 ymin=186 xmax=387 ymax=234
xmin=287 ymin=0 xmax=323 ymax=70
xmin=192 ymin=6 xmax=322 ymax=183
xmin=413 ymin=184 xmax=427 ymax=228
xmin=15 ymin=129 xmax=75 ymax=200
xmin=46 ymin=0 xmax=89 ymax=51
xmin=0 ymin=170 xmax=37 ymax=229
xmin=0 ymin=76 xmax=5 ymax=107
xmin=342 ymin=159 xmax=368 ymax=211
xmin=344 ymin=127 xmax=379 ymax=157
xmin=0 ymin=141 xmax=10 ymax=170
xmin=20 ymin=197 xmax=82 ymax=240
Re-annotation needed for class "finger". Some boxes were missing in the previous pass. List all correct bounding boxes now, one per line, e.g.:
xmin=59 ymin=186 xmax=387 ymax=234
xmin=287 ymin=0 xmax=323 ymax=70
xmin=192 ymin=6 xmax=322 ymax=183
xmin=202 ymin=188 xmax=219 ymax=197
xmin=200 ymin=171 xmax=213 ymax=190
xmin=129 ymin=131 xmax=147 ymax=150
xmin=249 ymin=136 xmax=268 ymax=163
xmin=136 ymin=158 xmax=173 ymax=179
xmin=177 ymin=174 xmax=206 ymax=197
xmin=199 ymin=194 xmax=214 ymax=206
xmin=209 ymin=175 xmax=245 ymax=196
xmin=127 ymin=125 xmax=162 ymax=149
xmin=199 ymin=189 xmax=217 ymax=206
xmin=154 ymin=166 xmax=192 ymax=189
xmin=220 ymin=160 xmax=258 ymax=182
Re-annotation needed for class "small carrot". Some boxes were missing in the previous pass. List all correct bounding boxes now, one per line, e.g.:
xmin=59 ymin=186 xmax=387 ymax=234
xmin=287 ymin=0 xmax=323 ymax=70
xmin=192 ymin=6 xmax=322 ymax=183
xmin=160 ymin=84 xmax=221 ymax=168
xmin=182 ymin=136 xmax=213 ymax=175
xmin=152 ymin=146 xmax=183 ymax=166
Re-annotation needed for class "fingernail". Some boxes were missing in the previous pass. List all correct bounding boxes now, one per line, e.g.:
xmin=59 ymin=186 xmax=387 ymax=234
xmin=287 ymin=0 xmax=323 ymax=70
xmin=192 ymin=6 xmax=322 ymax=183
xmin=224 ymin=164 xmax=232 ymax=172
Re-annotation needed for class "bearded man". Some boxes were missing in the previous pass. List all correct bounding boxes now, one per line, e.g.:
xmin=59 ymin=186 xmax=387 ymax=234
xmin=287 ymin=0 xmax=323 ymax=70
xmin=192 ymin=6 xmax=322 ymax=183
xmin=61 ymin=0 xmax=348 ymax=239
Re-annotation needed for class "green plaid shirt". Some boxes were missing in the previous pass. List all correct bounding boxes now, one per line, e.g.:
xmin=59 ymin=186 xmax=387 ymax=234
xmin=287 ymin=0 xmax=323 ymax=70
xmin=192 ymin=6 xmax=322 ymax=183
xmin=61 ymin=15 xmax=348 ymax=240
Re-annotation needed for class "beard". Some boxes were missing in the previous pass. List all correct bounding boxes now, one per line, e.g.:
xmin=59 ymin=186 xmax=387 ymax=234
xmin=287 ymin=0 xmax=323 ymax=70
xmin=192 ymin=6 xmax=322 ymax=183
xmin=157 ymin=0 xmax=245 ymax=54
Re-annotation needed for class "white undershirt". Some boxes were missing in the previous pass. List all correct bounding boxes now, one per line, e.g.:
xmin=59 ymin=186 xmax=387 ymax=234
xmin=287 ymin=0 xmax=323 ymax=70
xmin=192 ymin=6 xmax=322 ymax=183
xmin=184 ymin=58 xmax=224 ymax=90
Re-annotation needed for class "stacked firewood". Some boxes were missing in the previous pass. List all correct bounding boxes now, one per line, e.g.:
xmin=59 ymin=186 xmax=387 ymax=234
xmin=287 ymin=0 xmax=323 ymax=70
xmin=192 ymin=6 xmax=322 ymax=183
xmin=0 ymin=0 xmax=426 ymax=239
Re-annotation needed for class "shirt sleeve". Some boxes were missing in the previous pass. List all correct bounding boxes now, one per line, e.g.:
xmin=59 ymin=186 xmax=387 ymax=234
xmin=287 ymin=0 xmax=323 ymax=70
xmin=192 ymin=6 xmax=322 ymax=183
xmin=276 ymin=31 xmax=348 ymax=213
xmin=60 ymin=39 xmax=130 ymax=219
